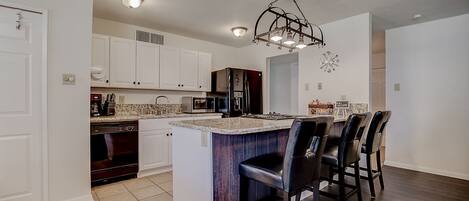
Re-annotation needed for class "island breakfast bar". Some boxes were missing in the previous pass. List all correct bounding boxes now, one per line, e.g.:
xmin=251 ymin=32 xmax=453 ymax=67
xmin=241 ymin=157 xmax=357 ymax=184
xmin=170 ymin=117 xmax=346 ymax=201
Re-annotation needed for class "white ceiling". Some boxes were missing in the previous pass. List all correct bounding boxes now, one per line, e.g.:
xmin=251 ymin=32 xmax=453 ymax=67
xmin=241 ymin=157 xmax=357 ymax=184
xmin=94 ymin=0 xmax=469 ymax=47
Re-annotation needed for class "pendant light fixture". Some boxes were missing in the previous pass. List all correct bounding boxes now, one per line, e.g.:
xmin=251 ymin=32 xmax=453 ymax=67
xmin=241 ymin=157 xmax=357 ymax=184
xmin=122 ymin=0 xmax=144 ymax=8
xmin=253 ymin=0 xmax=325 ymax=51
xmin=283 ymin=31 xmax=296 ymax=45
xmin=296 ymin=36 xmax=307 ymax=49
xmin=270 ymin=29 xmax=283 ymax=42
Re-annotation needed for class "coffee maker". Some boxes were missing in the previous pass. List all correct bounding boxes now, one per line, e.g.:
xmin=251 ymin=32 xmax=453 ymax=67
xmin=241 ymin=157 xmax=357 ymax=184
xmin=90 ymin=94 xmax=103 ymax=117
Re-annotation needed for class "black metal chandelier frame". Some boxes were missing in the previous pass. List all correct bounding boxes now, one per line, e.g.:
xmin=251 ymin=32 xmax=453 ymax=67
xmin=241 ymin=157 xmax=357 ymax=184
xmin=253 ymin=0 xmax=325 ymax=51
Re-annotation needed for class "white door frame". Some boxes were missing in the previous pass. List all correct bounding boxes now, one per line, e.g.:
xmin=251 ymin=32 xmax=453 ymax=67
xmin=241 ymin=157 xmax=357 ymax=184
xmin=0 ymin=2 xmax=48 ymax=201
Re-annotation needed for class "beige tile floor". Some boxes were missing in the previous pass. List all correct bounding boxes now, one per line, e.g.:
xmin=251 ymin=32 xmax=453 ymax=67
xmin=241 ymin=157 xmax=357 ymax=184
xmin=92 ymin=172 xmax=173 ymax=201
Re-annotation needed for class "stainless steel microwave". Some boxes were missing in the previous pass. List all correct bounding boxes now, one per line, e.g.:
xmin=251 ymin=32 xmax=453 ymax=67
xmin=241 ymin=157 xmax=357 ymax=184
xmin=181 ymin=97 xmax=216 ymax=113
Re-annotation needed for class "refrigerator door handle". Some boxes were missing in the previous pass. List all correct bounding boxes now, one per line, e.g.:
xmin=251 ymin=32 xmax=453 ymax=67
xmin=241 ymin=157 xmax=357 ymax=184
xmin=246 ymin=80 xmax=251 ymax=114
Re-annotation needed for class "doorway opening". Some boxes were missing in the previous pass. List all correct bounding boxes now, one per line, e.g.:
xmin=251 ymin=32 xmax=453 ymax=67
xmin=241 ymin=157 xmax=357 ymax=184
xmin=267 ymin=53 xmax=299 ymax=115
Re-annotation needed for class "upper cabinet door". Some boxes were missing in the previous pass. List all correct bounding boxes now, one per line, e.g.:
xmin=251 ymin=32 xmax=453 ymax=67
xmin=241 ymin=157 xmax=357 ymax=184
xmin=160 ymin=46 xmax=181 ymax=90
xmin=180 ymin=49 xmax=199 ymax=90
xmin=91 ymin=34 xmax=110 ymax=87
xmin=110 ymin=37 xmax=136 ymax=88
xmin=198 ymin=52 xmax=212 ymax=91
xmin=136 ymin=41 xmax=159 ymax=89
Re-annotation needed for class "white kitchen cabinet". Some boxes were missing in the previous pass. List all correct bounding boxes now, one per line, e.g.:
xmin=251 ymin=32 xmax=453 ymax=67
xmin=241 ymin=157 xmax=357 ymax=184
xmin=136 ymin=41 xmax=160 ymax=89
xmin=110 ymin=37 xmax=136 ymax=88
xmin=180 ymin=49 xmax=199 ymax=90
xmin=140 ymin=130 xmax=170 ymax=170
xmin=198 ymin=52 xmax=212 ymax=91
xmin=159 ymin=46 xmax=181 ymax=90
xmin=91 ymin=34 xmax=110 ymax=87
xmin=138 ymin=115 xmax=221 ymax=176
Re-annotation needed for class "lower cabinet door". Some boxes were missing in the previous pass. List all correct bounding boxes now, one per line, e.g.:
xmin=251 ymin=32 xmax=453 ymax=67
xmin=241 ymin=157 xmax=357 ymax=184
xmin=139 ymin=130 xmax=170 ymax=171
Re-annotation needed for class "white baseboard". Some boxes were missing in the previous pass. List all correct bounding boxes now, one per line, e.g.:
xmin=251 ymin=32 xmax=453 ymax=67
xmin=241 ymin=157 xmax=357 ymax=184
xmin=138 ymin=166 xmax=172 ymax=178
xmin=384 ymin=160 xmax=469 ymax=181
xmin=63 ymin=194 xmax=93 ymax=201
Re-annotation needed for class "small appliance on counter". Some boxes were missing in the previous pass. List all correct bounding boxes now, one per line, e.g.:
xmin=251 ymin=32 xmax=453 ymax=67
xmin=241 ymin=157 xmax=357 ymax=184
xmin=181 ymin=97 xmax=215 ymax=113
xmin=103 ymin=93 xmax=116 ymax=116
xmin=90 ymin=94 xmax=103 ymax=117
xmin=90 ymin=93 xmax=116 ymax=117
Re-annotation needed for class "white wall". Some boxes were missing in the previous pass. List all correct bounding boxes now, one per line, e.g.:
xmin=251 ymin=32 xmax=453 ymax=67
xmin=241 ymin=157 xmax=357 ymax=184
xmin=92 ymin=18 xmax=242 ymax=104
xmin=237 ymin=13 xmax=372 ymax=114
xmin=386 ymin=14 xmax=469 ymax=180
xmin=4 ymin=0 xmax=93 ymax=201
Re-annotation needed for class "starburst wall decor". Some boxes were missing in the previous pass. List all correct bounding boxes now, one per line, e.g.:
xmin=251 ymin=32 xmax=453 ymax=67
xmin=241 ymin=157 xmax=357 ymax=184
xmin=320 ymin=51 xmax=339 ymax=73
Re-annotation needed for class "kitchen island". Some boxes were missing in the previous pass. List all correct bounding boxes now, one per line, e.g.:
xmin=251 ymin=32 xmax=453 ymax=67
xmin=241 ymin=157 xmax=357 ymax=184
xmin=170 ymin=117 xmax=346 ymax=201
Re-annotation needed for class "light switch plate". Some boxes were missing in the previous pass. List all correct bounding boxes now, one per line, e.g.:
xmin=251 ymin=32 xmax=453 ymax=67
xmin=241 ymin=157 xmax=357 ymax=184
xmin=305 ymin=83 xmax=310 ymax=91
xmin=317 ymin=82 xmax=323 ymax=90
xmin=62 ymin=73 xmax=76 ymax=85
xmin=394 ymin=83 xmax=401 ymax=91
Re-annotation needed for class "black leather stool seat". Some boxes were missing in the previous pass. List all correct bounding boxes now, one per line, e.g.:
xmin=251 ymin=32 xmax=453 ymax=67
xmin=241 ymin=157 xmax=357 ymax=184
xmin=322 ymin=145 xmax=339 ymax=166
xmin=239 ymin=153 xmax=284 ymax=189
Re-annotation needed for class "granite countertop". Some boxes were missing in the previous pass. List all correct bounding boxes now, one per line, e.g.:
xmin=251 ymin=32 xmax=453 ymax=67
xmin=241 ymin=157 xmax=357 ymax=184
xmin=170 ymin=116 xmax=347 ymax=135
xmin=90 ymin=113 xmax=223 ymax=123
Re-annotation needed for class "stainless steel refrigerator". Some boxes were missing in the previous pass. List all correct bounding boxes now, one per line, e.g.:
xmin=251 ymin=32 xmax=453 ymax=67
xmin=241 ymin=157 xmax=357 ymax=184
xmin=208 ymin=68 xmax=263 ymax=117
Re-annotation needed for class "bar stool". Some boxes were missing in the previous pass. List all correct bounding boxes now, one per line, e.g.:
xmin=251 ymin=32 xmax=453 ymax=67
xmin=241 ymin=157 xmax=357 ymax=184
xmin=360 ymin=111 xmax=391 ymax=198
xmin=320 ymin=113 xmax=371 ymax=201
xmin=239 ymin=117 xmax=334 ymax=201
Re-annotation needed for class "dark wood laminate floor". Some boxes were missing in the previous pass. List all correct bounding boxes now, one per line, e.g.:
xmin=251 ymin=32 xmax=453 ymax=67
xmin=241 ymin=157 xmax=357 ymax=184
xmin=304 ymin=166 xmax=469 ymax=201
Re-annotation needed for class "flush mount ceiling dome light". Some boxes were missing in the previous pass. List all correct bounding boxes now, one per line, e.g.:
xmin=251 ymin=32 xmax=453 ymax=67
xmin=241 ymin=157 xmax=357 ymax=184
xmin=253 ymin=0 xmax=325 ymax=52
xmin=122 ymin=0 xmax=144 ymax=8
xmin=231 ymin=27 xmax=248 ymax=37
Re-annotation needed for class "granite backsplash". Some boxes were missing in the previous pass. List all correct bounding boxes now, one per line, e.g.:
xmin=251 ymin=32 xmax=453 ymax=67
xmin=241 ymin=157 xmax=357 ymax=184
xmin=115 ymin=104 xmax=182 ymax=116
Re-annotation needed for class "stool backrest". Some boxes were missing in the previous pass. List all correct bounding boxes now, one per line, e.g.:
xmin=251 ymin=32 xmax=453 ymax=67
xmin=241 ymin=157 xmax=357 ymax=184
xmin=282 ymin=116 xmax=334 ymax=192
xmin=338 ymin=113 xmax=371 ymax=167
xmin=365 ymin=111 xmax=392 ymax=153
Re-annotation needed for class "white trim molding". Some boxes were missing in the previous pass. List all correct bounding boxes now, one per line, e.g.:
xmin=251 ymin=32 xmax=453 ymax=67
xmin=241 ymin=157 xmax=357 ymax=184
xmin=63 ymin=194 xmax=94 ymax=201
xmin=385 ymin=161 xmax=469 ymax=181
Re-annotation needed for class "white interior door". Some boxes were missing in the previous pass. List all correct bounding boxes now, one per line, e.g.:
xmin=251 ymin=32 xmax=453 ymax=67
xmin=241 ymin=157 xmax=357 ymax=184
xmin=0 ymin=6 xmax=44 ymax=201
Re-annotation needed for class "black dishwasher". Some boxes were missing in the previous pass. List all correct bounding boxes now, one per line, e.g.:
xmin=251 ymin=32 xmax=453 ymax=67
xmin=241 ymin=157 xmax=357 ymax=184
xmin=90 ymin=121 xmax=138 ymax=186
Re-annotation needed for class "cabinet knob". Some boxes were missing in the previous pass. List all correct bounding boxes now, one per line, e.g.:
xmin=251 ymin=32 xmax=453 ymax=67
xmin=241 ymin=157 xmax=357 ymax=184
xmin=166 ymin=133 xmax=169 ymax=136
xmin=181 ymin=84 xmax=184 ymax=87
xmin=178 ymin=84 xmax=181 ymax=87
xmin=106 ymin=80 xmax=109 ymax=83
xmin=138 ymin=82 xmax=141 ymax=85
xmin=133 ymin=81 xmax=136 ymax=84
xmin=170 ymin=133 xmax=173 ymax=136
xmin=199 ymin=86 xmax=202 ymax=88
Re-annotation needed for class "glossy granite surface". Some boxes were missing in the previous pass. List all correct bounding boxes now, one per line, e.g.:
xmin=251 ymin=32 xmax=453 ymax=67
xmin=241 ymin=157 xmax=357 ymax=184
xmin=90 ymin=113 xmax=223 ymax=123
xmin=170 ymin=116 xmax=346 ymax=135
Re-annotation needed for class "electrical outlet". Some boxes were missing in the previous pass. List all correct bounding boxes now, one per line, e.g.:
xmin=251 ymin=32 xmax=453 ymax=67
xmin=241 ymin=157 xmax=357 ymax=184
xmin=394 ymin=83 xmax=401 ymax=91
xmin=317 ymin=82 xmax=323 ymax=90
xmin=62 ymin=73 xmax=76 ymax=85
xmin=118 ymin=96 xmax=125 ymax=104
